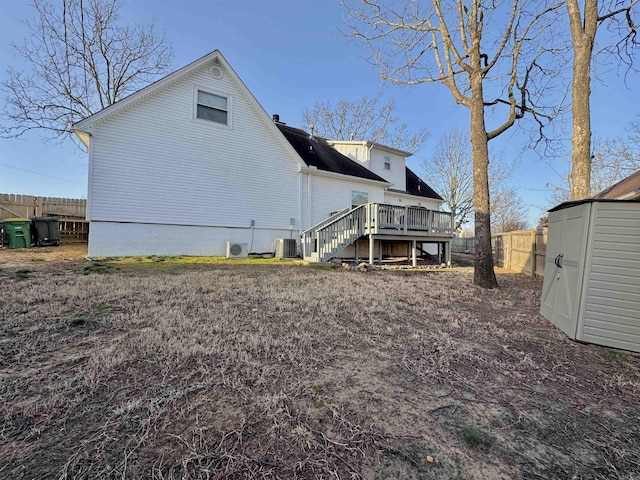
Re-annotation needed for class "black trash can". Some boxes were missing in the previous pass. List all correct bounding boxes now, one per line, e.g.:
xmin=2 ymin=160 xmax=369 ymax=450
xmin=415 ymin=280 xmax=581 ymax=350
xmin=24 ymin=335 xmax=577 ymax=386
xmin=31 ymin=217 xmax=61 ymax=246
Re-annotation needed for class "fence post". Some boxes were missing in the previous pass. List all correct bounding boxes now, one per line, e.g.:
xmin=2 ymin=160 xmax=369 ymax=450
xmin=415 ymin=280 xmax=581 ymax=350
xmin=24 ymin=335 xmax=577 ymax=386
xmin=506 ymin=232 xmax=512 ymax=271
xmin=35 ymin=197 xmax=43 ymax=217
xmin=530 ymin=230 xmax=536 ymax=278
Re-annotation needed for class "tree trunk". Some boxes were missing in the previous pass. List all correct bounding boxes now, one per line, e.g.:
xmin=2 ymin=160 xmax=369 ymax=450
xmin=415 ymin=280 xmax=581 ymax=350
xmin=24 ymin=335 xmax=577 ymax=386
xmin=469 ymin=72 xmax=499 ymax=289
xmin=567 ymin=0 xmax=597 ymax=200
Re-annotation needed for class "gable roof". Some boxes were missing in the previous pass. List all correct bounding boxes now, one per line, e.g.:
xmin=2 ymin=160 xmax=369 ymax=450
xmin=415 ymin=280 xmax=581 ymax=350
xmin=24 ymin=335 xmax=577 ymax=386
xmin=75 ymin=50 xmax=228 ymax=133
xmin=72 ymin=51 xmax=303 ymax=165
xmin=276 ymin=123 xmax=388 ymax=183
xmin=593 ymin=170 xmax=640 ymax=200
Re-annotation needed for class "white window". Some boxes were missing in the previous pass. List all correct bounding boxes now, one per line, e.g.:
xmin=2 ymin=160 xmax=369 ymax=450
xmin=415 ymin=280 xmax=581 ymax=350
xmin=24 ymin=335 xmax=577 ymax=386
xmin=351 ymin=190 xmax=369 ymax=209
xmin=196 ymin=90 xmax=228 ymax=124
xmin=384 ymin=156 xmax=391 ymax=170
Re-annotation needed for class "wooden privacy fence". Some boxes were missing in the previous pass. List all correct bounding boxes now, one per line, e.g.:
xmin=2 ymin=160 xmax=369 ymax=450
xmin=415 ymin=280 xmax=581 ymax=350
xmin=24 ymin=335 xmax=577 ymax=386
xmin=492 ymin=228 xmax=548 ymax=277
xmin=59 ymin=220 xmax=89 ymax=243
xmin=0 ymin=194 xmax=86 ymax=220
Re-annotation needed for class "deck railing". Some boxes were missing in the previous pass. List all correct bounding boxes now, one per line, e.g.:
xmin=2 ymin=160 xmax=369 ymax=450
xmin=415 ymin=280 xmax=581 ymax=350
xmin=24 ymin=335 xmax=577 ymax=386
xmin=302 ymin=203 xmax=453 ymax=261
xmin=370 ymin=204 xmax=453 ymax=235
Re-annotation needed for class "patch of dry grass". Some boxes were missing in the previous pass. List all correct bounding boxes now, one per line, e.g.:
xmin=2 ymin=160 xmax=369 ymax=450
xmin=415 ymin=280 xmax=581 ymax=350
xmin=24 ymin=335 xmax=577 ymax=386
xmin=1 ymin=262 xmax=639 ymax=479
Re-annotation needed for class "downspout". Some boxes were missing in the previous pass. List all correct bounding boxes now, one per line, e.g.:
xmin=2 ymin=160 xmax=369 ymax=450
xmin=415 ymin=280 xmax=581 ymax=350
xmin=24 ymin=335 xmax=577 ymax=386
xmin=298 ymin=169 xmax=302 ymax=230
xmin=307 ymin=172 xmax=312 ymax=228
xmin=367 ymin=142 xmax=374 ymax=170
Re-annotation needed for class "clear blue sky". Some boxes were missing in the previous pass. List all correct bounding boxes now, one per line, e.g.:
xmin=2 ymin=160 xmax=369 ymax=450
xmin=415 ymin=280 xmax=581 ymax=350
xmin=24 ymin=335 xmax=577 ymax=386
xmin=1 ymin=1 xmax=638 ymax=223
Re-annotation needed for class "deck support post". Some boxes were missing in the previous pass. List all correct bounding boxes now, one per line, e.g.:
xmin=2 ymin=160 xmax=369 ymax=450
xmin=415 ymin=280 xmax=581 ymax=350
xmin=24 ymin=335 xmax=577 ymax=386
xmin=355 ymin=240 xmax=359 ymax=263
xmin=404 ymin=206 xmax=408 ymax=233
xmin=412 ymin=240 xmax=417 ymax=267
xmin=378 ymin=241 xmax=382 ymax=264
xmin=438 ymin=242 xmax=442 ymax=263
xmin=369 ymin=234 xmax=374 ymax=265
xmin=446 ymin=241 xmax=451 ymax=266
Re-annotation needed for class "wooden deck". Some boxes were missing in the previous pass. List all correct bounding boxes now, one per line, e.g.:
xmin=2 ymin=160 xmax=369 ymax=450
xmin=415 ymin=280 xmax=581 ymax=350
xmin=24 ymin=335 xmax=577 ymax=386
xmin=302 ymin=203 xmax=453 ymax=263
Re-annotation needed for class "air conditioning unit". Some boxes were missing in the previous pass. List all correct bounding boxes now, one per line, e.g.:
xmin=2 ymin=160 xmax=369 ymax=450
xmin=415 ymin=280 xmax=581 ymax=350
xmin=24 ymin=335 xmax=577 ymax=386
xmin=275 ymin=238 xmax=297 ymax=258
xmin=226 ymin=242 xmax=248 ymax=258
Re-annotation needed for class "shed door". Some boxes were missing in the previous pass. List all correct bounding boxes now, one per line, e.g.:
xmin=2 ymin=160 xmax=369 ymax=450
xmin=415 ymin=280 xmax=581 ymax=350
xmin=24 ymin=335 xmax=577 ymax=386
xmin=540 ymin=204 xmax=591 ymax=339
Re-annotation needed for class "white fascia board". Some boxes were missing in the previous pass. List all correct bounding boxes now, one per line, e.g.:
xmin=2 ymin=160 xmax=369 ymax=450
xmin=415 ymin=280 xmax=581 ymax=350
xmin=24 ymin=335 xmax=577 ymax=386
xmin=299 ymin=164 xmax=391 ymax=187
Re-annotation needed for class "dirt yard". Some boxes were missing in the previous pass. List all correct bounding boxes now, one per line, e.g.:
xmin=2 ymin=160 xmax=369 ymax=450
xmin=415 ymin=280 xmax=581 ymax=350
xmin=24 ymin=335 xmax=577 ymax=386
xmin=1 ymin=249 xmax=639 ymax=479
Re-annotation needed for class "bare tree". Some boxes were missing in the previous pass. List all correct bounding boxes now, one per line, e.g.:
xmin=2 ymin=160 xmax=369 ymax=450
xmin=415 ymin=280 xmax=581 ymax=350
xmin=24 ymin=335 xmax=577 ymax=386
xmin=302 ymin=96 xmax=429 ymax=152
xmin=2 ymin=0 xmax=173 ymax=141
xmin=422 ymin=130 xmax=474 ymax=232
xmin=423 ymin=129 xmax=517 ymax=233
xmin=566 ymin=0 xmax=639 ymax=200
xmin=491 ymin=186 xmax=531 ymax=232
xmin=342 ymin=0 xmax=562 ymax=288
xmin=549 ymin=119 xmax=640 ymax=202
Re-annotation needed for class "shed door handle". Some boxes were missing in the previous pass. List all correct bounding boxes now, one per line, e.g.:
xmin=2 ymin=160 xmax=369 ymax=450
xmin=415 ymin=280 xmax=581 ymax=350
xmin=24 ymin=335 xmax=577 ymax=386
xmin=554 ymin=254 xmax=563 ymax=269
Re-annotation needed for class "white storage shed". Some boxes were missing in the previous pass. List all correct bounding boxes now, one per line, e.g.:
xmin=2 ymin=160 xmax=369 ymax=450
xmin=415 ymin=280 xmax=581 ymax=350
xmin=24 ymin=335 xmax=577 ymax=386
xmin=540 ymin=199 xmax=640 ymax=352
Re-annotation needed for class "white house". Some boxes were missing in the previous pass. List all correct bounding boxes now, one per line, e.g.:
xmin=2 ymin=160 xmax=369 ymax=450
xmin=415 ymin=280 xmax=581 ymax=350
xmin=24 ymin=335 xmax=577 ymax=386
xmin=74 ymin=50 xmax=453 ymax=263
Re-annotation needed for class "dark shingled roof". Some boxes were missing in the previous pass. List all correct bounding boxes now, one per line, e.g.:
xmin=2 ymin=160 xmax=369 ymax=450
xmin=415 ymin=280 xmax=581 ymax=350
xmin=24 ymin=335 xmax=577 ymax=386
xmin=593 ymin=170 xmax=640 ymax=200
xmin=277 ymin=123 xmax=444 ymax=201
xmin=276 ymin=123 xmax=387 ymax=183
xmin=404 ymin=168 xmax=443 ymax=200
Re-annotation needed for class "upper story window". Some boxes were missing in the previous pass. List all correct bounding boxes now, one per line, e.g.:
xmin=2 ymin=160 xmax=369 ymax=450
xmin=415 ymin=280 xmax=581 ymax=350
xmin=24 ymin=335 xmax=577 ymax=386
xmin=196 ymin=90 xmax=228 ymax=124
xmin=384 ymin=156 xmax=391 ymax=170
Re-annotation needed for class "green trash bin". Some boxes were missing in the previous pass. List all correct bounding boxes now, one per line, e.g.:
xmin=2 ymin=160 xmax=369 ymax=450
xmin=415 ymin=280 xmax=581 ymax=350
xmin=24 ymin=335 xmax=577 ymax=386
xmin=5 ymin=218 xmax=32 ymax=249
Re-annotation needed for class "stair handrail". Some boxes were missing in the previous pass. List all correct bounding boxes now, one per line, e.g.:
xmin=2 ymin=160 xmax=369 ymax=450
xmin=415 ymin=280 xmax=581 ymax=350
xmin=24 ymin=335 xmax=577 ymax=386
xmin=301 ymin=208 xmax=349 ymax=236
xmin=316 ymin=204 xmax=368 ymax=262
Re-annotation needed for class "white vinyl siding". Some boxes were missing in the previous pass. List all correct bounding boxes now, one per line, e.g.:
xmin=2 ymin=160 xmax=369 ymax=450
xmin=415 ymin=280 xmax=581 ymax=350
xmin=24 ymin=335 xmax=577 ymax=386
xmin=330 ymin=144 xmax=369 ymax=169
xmin=308 ymin=174 xmax=384 ymax=227
xmin=88 ymin=61 xmax=300 ymax=230
xmin=369 ymin=149 xmax=406 ymax=190
xmin=384 ymin=191 xmax=441 ymax=209
xmin=329 ymin=143 xmax=407 ymax=190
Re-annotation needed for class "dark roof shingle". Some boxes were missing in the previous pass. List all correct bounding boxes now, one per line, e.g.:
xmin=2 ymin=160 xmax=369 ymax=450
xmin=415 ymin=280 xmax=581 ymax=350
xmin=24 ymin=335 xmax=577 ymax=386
xmin=276 ymin=124 xmax=387 ymax=183
xmin=277 ymin=123 xmax=443 ymax=201
xmin=404 ymin=168 xmax=443 ymax=200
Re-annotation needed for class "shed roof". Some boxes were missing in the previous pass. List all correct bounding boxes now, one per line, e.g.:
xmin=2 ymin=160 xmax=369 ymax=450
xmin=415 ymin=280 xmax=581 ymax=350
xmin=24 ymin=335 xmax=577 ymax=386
xmin=548 ymin=198 xmax=640 ymax=212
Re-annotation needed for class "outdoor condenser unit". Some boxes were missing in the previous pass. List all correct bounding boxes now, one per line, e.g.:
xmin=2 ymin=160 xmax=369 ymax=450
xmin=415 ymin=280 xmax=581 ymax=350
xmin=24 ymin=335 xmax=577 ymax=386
xmin=275 ymin=238 xmax=297 ymax=258
xmin=226 ymin=242 xmax=248 ymax=258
